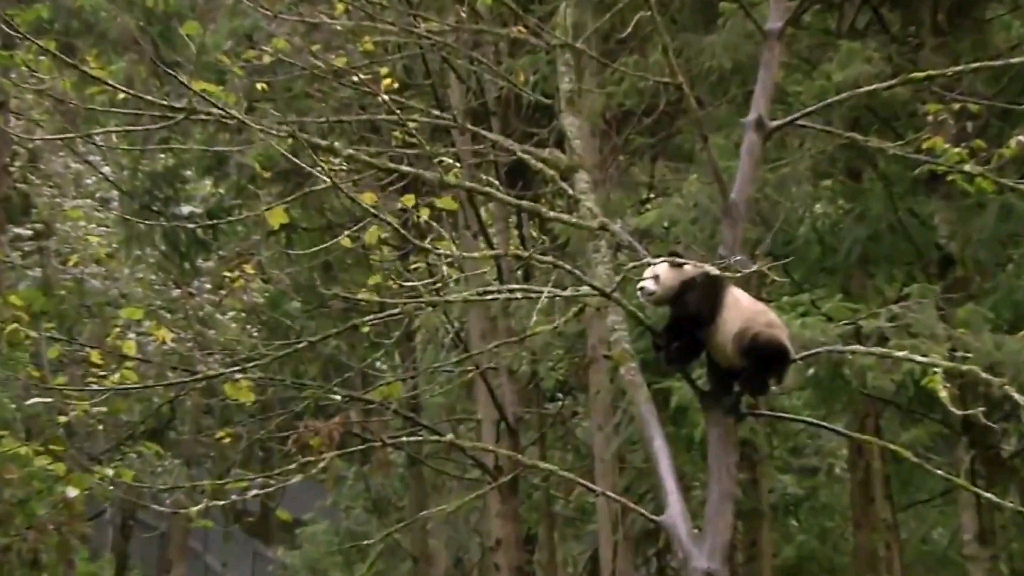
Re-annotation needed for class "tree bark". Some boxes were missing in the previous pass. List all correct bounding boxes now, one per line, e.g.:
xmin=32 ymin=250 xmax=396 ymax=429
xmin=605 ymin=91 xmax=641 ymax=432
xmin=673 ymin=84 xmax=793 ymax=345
xmin=400 ymin=318 xmax=438 ymax=575
xmin=446 ymin=48 xmax=526 ymax=576
xmin=848 ymin=397 xmax=904 ymax=576
xmin=111 ymin=498 xmax=137 ymax=576
xmin=735 ymin=427 xmax=773 ymax=576
xmin=157 ymin=495 xmax=191 ymax=576
xmin=587 ymin=303 xmax=636 ymax=576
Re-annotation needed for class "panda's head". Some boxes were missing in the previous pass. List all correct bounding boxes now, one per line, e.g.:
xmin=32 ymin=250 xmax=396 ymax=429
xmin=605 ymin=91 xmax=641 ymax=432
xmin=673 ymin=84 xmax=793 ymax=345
xmin=635 ymin=258 xmax=711 ymax=306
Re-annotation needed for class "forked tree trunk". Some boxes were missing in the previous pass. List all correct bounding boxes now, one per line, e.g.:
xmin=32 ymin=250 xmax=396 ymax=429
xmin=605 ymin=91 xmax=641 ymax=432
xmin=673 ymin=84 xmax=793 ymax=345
xmin=557 ymin=0 xmax=790 ymax=573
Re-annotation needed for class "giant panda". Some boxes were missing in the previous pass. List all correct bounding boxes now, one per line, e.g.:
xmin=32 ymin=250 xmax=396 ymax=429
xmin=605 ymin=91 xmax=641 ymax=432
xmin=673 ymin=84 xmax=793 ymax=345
xmin=635 ymin=253 xmax=794 ymax=414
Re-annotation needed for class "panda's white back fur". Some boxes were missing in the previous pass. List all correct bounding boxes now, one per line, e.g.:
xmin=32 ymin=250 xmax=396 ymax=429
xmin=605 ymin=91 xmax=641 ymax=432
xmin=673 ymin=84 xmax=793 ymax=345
xmin=705 ymin=286 xmax=789 ymax=368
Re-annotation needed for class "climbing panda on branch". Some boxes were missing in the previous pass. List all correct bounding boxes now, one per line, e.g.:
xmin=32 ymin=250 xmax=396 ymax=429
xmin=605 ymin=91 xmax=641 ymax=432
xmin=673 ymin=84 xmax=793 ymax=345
xmin=635 ymin=252 xmax=794 ymax=417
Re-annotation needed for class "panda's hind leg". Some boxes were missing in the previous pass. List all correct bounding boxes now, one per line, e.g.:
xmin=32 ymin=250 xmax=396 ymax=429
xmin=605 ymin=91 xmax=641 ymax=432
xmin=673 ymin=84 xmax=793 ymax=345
xmin=737 ymin=331 xmax=793 ymax=397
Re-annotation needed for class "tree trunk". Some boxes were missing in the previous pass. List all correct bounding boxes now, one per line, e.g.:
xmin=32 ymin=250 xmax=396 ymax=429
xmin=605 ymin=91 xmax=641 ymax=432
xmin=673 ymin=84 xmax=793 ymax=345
xmin=735 ymin=422 xmax=773 ymax=576
xmin=401 ymin=320 xmax=437 ymax=575
xmin=157 ymin=495 xmax=191 ymax=576
xmin=587 ymin=304 xmax=636 ymax=576
xmin=446 ymin=51 xmax=526 ymax=576
xmin=111 ymin=498 xmax=137 ymax=576
xmin=848 ymin=397 xmax=903 ymax=576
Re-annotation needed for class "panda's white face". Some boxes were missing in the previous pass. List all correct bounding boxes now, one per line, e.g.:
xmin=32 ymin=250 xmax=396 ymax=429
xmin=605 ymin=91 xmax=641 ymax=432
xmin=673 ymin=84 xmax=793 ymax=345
xmin=636 ymin=260 xmax=701 ymax=306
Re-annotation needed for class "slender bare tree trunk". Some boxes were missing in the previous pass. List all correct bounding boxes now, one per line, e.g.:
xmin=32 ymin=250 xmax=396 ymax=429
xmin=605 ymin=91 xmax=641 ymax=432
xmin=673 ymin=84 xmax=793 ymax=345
xmin=446 ymin=48 xmax=526 ymax=576
xmin=158 ymin=495 xmax=191 ymax=576
xmin=400 ymin=318 xmax=437 ymax=575
xmin=848 ymin=397 xmax=903 ymax=576
xmin=537 ymin=423 xmax=560 ymax=576
xmin=111 ymin=498 xmax=138 ymax=576
xmin=587 ymin=304 xmax=636 ymax=576
xmin=735 ymin=427 xmax=772 ymax=576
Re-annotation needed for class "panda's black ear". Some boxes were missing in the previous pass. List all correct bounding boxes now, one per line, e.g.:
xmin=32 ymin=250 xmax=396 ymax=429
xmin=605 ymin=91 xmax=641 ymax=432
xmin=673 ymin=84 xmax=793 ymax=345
xmin=666 ymin=249 xmax=684 ymax=259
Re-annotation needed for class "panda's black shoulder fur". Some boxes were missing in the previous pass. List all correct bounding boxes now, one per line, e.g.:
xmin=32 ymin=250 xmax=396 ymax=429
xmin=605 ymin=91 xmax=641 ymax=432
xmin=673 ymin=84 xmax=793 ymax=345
xmin=650 ymin=266 xmax=728 ymax=370
xmin=664 ymin=263 xmax=729 ymax=332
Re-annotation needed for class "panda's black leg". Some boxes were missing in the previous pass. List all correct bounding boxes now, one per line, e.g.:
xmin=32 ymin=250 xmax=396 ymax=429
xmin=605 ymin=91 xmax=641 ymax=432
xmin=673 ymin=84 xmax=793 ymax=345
xmin=704 ymin=355 xmax=746 ymax=420
xmin=724 ymin=391 xmax=748 ymax=422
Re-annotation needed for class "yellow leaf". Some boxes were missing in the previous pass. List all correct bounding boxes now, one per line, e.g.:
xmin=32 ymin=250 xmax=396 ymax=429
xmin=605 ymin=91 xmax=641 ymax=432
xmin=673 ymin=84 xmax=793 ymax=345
xmin=367 ymin=274 xmax=382 ymax=285
xmin=46 ymin=345 xmax=61 ymax=359
xmin=381 ymin=77 xmax=398 ymax=91
xmin=418 ymin=207 xmax=431 ymax=219
xmin=264 ymin=205 xmax=290 ymax=230
xmin=255 ymin=82 xmax=268 ymax=92
xmin=88 ymin=350 xmax=104 ymax=366
xmin=152 ymin=326 xmax=175 ymax=344
xmin=120 ymin=369 xmax=139 ymax=383
xmin=223 ymin=378 xmax=257 ymax=404
xmin=334 ymin=1 xmax=347 ymax=15
xmin=331 ymin=55 xmax=348 ymax=67
xmin=6 ymin=294 xmax=24 ymax=307
xmin=358 ymin=37 xmax=375 ymax=52
xmin=379 ymin=66 xmax=390 ymax=76
xmin=121 ymin=340 xmax=138 ymax=356
xmin=434 ymin=196 xmax=459 ymax=211
xmin=359 ymin=191 xmax=379 ymax=206
xmin=340 ymin=236 xmax=354 ymax=248
xmin=364 ymin=225 xmax=381 ymax=246
xmin=275 ymin=508 xmax=294 ymax=522
xmin=400 ymin=194 xmax=416 ymax=207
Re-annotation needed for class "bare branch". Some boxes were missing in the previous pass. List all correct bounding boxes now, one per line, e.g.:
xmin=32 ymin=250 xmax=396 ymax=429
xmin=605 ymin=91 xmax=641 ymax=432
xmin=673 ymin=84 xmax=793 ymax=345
xmin=719 ymin=0 xmax=790 ymax=262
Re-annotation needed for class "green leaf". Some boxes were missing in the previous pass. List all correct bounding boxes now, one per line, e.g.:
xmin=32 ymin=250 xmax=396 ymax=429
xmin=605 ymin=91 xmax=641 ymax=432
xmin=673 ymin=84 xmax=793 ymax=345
xmin=434 ymin=196 xmax=459 ymax=211
xmin=180 ymin=20 xmax=203 ymax=37
xmin=364 ymin=225 xmax=381 ymax=246
xmin=369 ymin=380 xmax=403 ymax=401
xmin=275 ymin=508 xmax=294 ymax=522
xmin=400 ymin=194 xmax=416 ymax=207
xmin=270 ymin=37 xmax=290 ymax=52
xmin=46 ymin=345 xmax=61 ymax=359
xmin=121 ymin=340 xmax=138 ymax=356
xmin=223 ymin=378 xmax=257 ymax=404
xmin=119 ymin=307 xmax=145 ymax=321
xmin=264 ymin=205 xmax=290 ymax=230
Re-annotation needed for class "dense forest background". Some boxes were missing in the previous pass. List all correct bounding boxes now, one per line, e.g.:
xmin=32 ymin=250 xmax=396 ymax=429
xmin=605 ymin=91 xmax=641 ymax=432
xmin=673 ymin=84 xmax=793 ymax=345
xmin=1 ymin=0 xmax=1023 ymax=575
